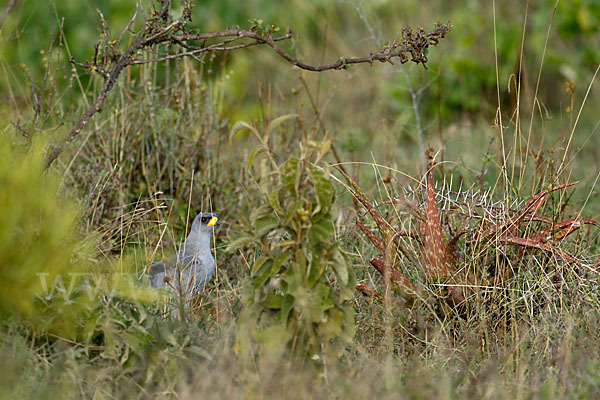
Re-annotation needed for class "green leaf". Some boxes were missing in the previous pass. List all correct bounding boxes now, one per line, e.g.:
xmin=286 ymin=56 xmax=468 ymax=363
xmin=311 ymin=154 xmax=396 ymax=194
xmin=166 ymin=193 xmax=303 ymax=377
xmin=187 ymin=345 xmax=213 ymax=360
xmin=225 ymin=233 xmax=257 ymax=252
xmin=310 ymin=218 xmax=334 ymax=243
xmin=331 ymin=250 xmax=355 ymax=301
xmin=330 ymin=247 xmax=348 ymax=285
xmin=83 ymin=312 xmax=101 ymax=353
xmin=255 ymin=215 xmax=279 ymax=237
xmin=292 ymin=249 xmax=307 ymax=283
xmin=158 ymin=324 xmax=179 ymax=347
xmin=272 ymin=251 xmax=292 ymax=270
xmin=321 ymin=308 xmax=344 ymax=340
xmin=307 ymin=257 xmax=325 ymax=287
xmin=311 ymin=169 xmax=335 ymax=215
xmin=251 ymin=256 xmax=270 ymax=275
xmin=102 ymin=327 xmax=117 ymax=360
xmin=229 ymin=120 xmax=257 ymax=139
xmin=303 ymin=282 xmax=331 ymax=322
xmin=246 ymin=146 xmax=263 ymax=169
xmin=283 ymin=199 xmax=303 ymax=222
xmin=266 ymin=293 xmax=284 ymax=309
xmin=281 ymin=158 xmax=300 ymax=198
xmin=250 ymin=204 xmax=274 ymax=221
xmin=266 ymin=114 xmax=300 ymax=136
xmin=281 ymin=294 xmax=294 ymax=324
xmin=252 ymin=257 xmax=275 ymax=290
xmin=241 ymin=279 xmax=255 ymax=304
xmin=120 ymin=332 xmax=147 ymax=354
xmin=266 ymin=190 xmax=284 ymax=215
xmin=256 ymin=325 xmax=292 ymax=355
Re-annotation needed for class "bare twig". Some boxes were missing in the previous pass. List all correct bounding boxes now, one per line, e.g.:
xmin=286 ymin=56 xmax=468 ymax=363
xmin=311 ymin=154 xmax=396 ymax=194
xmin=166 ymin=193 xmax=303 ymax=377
xmin=0 ymin=0 xmax=17 ymax=28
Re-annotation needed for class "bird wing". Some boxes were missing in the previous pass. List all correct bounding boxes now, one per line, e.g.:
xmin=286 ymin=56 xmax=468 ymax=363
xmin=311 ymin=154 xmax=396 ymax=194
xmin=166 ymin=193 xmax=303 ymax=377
xmin=180 ymin=254 xmax=206 ymax=291
xmin=149 ymin=261 xmax=166 ymax=275
xmin=149 ymin=257 xmax=177 ymax=289
xmin=149 ymin=252 xmax=214 ymax=295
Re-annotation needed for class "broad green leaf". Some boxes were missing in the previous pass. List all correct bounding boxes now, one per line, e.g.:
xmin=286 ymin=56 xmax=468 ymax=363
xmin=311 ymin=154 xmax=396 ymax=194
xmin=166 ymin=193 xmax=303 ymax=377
xmin=311 ymin=169 xmax=335 ymax=215
xmin=302 ymin=282 xmax=331 ymax=323
xmin=330 ymin=248 xmax=348 ymax=285
xmin=272 ymin=251 xmax=292 ymax=270
xmin=102 ymin=327 xmax=117 ymax=360
xmin=256 ymin=325 xmax=292 ymax=354
xmin=241 ymin=279 xmax=255 ymax=304
xmin=307 ymin=257 xmax=325 ymax=287
xmin=251 ymin=256 xmax=270 ymax=275
xmin=83 ymin=312 xmax=101 ymax=353
xmin=266 ymin=113 xmax=300 ymax=135
xmin=281 ymin=294 xmax=294 ymax=324
xmin=229 ymin=120 xmax=257 ymax=139
xmin=255 ymin=215 xmax=279 ymax=237
xmin=266 ymin=190 xmax=284 ymax=215
xmin=120 ymin=331 xmax=147 ymax=354
xmin=225 ymin=233 xmax=257 ymax=252
xmin=321 ymin=308 xmax=344 ymax=340
xmin=250 ymin=204 xmax=273 ymax=222
xmin=281 ymin=158 xmax=300 ymax=198
xmin=293 ymin=249 xmax=307 ymax=283
xmin=266 ymin=293 xmax=284 ymax=309
xmin=310 ymin=218 xmax=335 ymax=243
xmin=246 ymin=146 xmax=263 ymax=169
xmin=187 ymin=345 xmax=213 ymax=360
xmin=283 ymin=199 xmax=303 ymax=222
xmin=252 ymin=257 xmax=275 ymax=290
xmin=331 ymin=250 xmax=355 ymax=301
xmin=158 ymin=324 xmax=179 ymax=347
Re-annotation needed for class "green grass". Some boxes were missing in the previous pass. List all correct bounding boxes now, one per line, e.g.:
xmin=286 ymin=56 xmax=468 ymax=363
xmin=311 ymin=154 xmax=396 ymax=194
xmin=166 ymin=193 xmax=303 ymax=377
xmin=1 ymin=0 xmax=600 ymax=398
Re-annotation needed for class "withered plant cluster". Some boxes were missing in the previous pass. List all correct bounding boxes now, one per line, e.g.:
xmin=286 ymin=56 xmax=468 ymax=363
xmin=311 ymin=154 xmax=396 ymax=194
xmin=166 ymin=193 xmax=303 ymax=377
xmin=343 ymin=154 xmax=599 ymax=327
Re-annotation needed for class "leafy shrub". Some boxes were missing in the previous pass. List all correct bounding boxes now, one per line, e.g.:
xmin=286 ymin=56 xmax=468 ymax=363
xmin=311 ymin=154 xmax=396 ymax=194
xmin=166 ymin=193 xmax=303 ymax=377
xmin=0 ymin=136 xmax=86 ymax=318
xmin=232 ymin=140 xmax=355 ymax=362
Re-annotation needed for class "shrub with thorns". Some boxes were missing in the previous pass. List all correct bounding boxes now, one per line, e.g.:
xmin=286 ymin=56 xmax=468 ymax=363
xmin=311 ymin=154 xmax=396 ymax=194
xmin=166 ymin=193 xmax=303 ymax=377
xmin=344 ymin=154 xmax=599 ymax=327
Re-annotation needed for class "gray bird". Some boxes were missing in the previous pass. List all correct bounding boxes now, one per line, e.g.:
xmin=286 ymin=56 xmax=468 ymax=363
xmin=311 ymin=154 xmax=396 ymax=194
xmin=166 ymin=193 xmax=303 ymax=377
xmin=149 ymin=212 xmax=220 ymax=299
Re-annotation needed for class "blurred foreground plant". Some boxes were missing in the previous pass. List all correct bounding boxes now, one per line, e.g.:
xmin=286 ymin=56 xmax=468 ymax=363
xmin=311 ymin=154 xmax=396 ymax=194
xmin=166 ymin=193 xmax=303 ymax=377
xmin=0 ymin=136 xmax=87 ymax=318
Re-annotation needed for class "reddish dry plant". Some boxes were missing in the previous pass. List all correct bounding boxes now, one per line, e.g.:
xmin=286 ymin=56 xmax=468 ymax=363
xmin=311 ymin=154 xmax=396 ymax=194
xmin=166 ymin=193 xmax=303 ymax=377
xmin=336 ymin=159 xmax=599 ymax=310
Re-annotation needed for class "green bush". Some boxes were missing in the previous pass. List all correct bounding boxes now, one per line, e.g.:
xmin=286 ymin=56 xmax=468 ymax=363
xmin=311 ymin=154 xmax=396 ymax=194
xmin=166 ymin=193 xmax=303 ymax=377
xmin=233 ymin=140 xmax=355 ymax=362
xmin=0 ymin=136 xmax=86 ymax=318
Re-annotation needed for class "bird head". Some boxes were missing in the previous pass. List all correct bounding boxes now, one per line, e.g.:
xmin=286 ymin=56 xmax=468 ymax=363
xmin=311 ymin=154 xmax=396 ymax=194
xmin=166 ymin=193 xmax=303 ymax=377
xmin=191 ymin=212 xmax=220 ymax=234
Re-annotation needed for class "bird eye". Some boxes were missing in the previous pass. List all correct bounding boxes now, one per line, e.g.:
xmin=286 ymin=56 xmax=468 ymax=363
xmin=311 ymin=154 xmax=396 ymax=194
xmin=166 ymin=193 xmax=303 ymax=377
xmin=201 ymin=217 xmax=209 ymax=224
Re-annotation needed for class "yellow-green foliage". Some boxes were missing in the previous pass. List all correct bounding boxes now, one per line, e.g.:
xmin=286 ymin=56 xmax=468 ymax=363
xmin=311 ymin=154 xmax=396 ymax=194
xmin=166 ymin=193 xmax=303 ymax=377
xmin=0 ymin=136 xmax=82 ymax=317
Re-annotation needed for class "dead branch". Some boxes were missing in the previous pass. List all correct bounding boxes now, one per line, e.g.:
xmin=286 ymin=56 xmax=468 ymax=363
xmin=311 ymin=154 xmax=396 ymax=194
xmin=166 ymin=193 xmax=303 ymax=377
xmin=44 ymin=0 xmax=451 ymax=168
xmin=0 ymin=0 xmax=17 ymax=28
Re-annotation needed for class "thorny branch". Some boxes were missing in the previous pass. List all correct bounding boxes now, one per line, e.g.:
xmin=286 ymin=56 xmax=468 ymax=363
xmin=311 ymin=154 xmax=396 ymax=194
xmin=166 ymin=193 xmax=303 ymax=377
xmin=44 ymin=0 xmax=451 ymax=168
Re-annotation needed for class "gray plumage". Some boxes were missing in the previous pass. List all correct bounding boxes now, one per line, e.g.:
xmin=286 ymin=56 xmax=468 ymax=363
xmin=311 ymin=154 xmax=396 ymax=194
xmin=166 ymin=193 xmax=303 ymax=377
xmin=149 ymin=212 xmax=219 ymax=299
